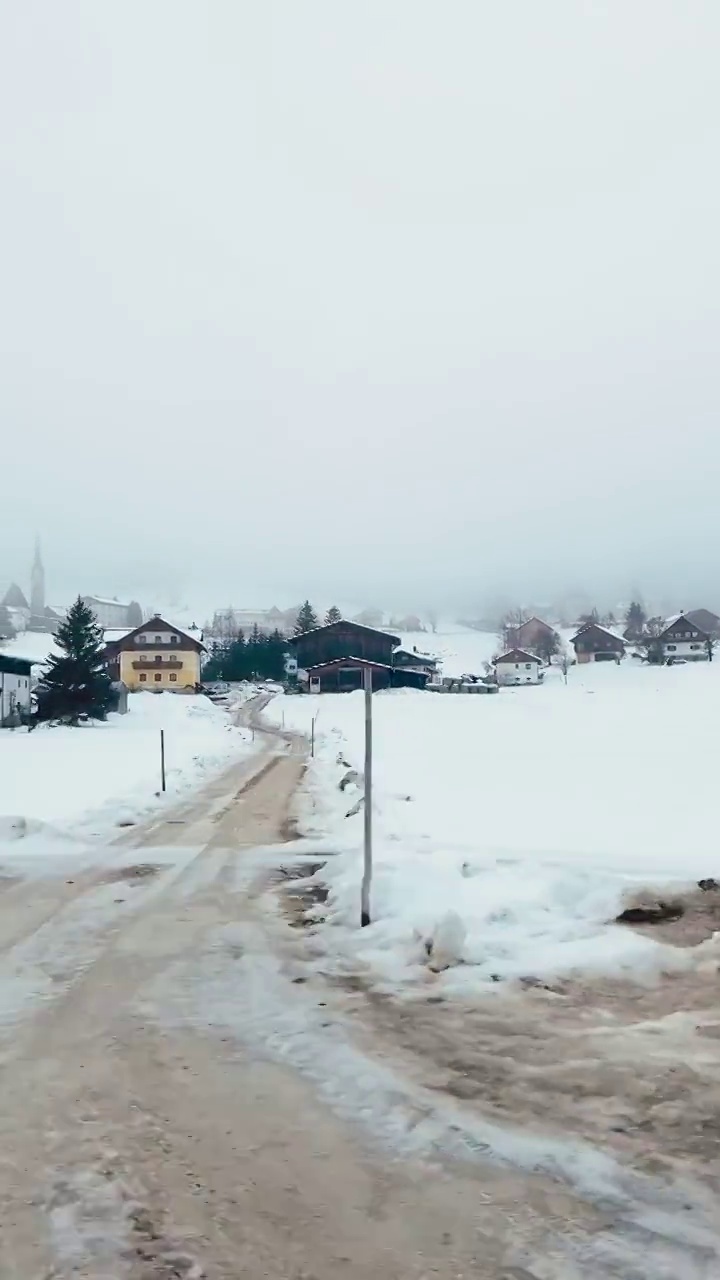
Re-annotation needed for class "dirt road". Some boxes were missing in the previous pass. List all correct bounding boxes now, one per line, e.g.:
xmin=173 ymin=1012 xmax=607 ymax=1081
xmin=0 ymin=731 xmax=717 ymax=1279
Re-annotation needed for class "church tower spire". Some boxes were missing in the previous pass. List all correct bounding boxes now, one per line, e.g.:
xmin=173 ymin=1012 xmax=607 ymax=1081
xmin=30 ymin=537 xmax=45 ymax=620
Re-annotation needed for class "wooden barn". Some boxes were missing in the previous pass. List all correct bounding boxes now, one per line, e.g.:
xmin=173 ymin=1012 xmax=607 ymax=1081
xmin=289 ymin=619 xmax=431 ymax=692
xmin=571 ymin=623 xmax=625 ymax=664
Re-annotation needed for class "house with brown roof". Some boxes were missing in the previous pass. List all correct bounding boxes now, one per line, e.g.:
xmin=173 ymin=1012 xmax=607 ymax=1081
xmin=102 ymin=615 xmax=205 ymax=693
xmin=493 ymin=649 xmax=543 ymax=685
xmin=658 ymin=614 xmax=710 ymax=663
xmin=504 ymin=616 xmax=559 ymax=659
xmin=685 ymin=608 xmax=720 ymax=638
xmin=571 ymin=623 xmax=625 ymax=664
xmin=288 ymin=618 xmax=430 ymax=692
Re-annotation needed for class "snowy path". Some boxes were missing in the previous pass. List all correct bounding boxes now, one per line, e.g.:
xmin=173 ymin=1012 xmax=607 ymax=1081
xmin=0 ymin=725 xmax=717 ymax=1277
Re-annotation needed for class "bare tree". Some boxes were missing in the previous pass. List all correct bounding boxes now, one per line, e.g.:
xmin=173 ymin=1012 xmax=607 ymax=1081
xmin=499 ymin=607 xmax=526 ymax=651
xmin=425 ymin=609 xmax=438 ymax=633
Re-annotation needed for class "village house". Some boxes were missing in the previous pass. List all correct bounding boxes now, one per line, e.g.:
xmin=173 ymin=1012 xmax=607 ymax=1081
xmin=0 ymin=652 xmax=33 ymax=725
xmin=658 ymin=614 xmax=711 ymax=662
xmin=102 ymin=615 xmax=205 ymax=692
xmin=391 ymin=646 xmax=439 ymax=677
xmin=685 ymin=608 xmax=720 ymax=638
xmin=493 ymin=649 xmax=544 ymax=685
xmin=571 ymin=623 xmax=625 ymax=664
xmin=288 ymin=619 xmax=431 ymax=692
xmin=82 ymin=596 xmax=134 ymax=629
xmin=505 ymin=616 xmax=558 ymax=656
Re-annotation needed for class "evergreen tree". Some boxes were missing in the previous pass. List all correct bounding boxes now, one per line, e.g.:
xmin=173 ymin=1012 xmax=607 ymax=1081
xmin=0 ymin=604 xmax=16 ymax=639
xmin=294 ymin=600 xmax=319 ymax=635
xmin=35 ymin=596 xmax=113 ymax=723
xmin=324 ymin=605 xmax=342 ymax=625
xmin=127 ymin=600 xmax=143 ymax=627
xmin=624 ymin=601 xmax=646 ymax=640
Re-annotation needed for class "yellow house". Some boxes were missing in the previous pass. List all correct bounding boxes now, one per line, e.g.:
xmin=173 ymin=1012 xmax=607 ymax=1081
xmin=103 ymin=615 xmax=205 ymax=693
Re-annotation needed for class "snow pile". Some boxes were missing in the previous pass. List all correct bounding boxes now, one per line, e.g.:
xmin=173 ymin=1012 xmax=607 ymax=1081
xmin=0 ymin=693 xmax=254 ymax=838
xmin=266 ymin=659 xmax=720 ymax=989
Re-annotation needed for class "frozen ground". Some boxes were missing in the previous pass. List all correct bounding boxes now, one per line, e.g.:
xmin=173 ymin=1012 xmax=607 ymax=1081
xmin=266 ymin=653 xmax=720 ymax=990
xmin=0 ymin=693 xmax=255 ymax=852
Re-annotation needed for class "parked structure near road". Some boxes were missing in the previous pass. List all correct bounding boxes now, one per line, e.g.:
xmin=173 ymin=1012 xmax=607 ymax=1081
xmin=571 ymin=623 xmax=625 ymax=664
xmin=494 ymin=649 xmax=544 ymax=685
xmin=0 ymin=652 xmax=33 ymax=725
xmin=102 ymin=615 xmax=205 ymax=692
xmin=658 ymin=614 xmax=710 ymax=662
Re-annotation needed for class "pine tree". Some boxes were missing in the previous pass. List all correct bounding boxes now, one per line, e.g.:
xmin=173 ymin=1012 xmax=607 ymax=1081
xmin=0 ymin=604 xmax=16 ymax=640
xmin=127 ymin=600 xmax=143 ymax=627
xmin=624 ymin=600 xmax=646 ymax=640
xmin=324 ymin=605 xmax=342 ymax=625
xmin=35 ymin=596 xmax=113 ymax=723
xmin=294 ymin=601 xmax=319 ymax=635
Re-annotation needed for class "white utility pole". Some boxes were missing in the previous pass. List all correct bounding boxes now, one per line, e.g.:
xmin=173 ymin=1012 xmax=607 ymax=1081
xmin=361 ymin=666 xmax=373 ymax=926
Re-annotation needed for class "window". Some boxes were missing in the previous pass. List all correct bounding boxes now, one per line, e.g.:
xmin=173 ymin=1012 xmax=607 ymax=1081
xmin=169 ymin=673 xmax=177 ymax=682
xmin=155 ymin=655 xmax=162 ymax=663
xmin=154 ymin=673 xmax=162 ymax=682
xmin=139 ymin=673 xmax=147 ymax=682
xmin=525 ymin=663 xmax=531 ymax=669
xmin=667 ymin=644 xmax=677 ymax=651
xmin=170 ymin=635 xmax=179 ymax=644
xmin=690 ymin=643 xmax=701 ymax=650
xmin=154 ymin=635 xmax=162 ymax=643
xmin=136 ymin=634 xmax=146 ymax=644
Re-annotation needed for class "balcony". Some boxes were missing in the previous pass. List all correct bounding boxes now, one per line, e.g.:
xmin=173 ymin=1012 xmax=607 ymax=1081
xmin=131 ymin=658 xmax=183 ymax=670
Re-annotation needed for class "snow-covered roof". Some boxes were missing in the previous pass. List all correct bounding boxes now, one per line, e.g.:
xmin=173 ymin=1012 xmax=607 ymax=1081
xmin=103 ymin=617 xmax=206 ymax=651
xmin=571 ymin=622 xmax=625 ymax=644
xmin=494 ymin=648 xmax=542 ymax=664
xmin=103 ymin=627 xmax=133 ymax=643
xmin=305 ymin=655 xmax=393 ymax=671
xmin=288 ymin=618 xmax=400 ymax=645
xmin=83 ymin=594 xmax=131 ymax=608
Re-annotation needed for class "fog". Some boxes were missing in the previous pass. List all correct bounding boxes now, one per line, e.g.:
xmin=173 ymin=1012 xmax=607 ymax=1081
xmin=1 ymin=2 xmax=719 ymax=618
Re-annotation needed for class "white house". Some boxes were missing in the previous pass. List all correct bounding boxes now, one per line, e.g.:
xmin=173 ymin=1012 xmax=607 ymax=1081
xmin=494 ymin=648 xmax=543 ymax=685
xmin=658 ymin=613 xmax=710 ymax=662
xmin=82 ymin=596 xmax=132 ymax=629
xmin=0 ymin=653 xmax=34 ymax=725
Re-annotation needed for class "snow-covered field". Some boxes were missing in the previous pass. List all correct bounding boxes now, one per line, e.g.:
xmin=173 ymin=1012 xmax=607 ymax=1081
xmin=266 ymin=650 xmax=720 ymax=991
xmin=0 ymin=693 xmax=254 ymax=846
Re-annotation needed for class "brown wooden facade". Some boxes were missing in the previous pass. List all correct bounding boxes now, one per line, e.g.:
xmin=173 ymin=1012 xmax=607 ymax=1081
xmin=289 ymin=620 xmax=400 ymax=670
xmin=571 ymin=623 xmax=625 ymax=663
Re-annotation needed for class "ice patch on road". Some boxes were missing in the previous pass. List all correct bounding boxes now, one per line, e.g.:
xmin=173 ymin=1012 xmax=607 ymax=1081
xmin=139 ymin=917 xmax=720 ymax=1279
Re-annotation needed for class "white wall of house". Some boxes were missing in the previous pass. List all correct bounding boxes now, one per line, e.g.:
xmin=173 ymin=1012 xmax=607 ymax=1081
xmin=0 ymin=671 xmax=31 ymax=721
xmin=83 ymin=597 xmax=129 ymax=628
xmin=134 ymin=631 xmax=181 ymax=645
xmin=663 ymin=640 xmax=707 ymax=661
xmin=496 ymin=660 xmax=541 ymax=685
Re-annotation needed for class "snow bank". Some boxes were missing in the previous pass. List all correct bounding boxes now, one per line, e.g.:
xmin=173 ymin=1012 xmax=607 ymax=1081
xmin=266 ymin=659 xmax=720 ymax=989
xmin=0 ymin=693 xmax=254 ymax=839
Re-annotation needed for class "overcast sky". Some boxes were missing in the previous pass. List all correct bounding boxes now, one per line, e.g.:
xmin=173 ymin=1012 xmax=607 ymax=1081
xmin=1 ymin=1 xmax=719 ymax=616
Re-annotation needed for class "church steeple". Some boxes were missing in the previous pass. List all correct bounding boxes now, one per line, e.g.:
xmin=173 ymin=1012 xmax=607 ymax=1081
xmin=30 ymin=537 xmax=45 ymax=620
